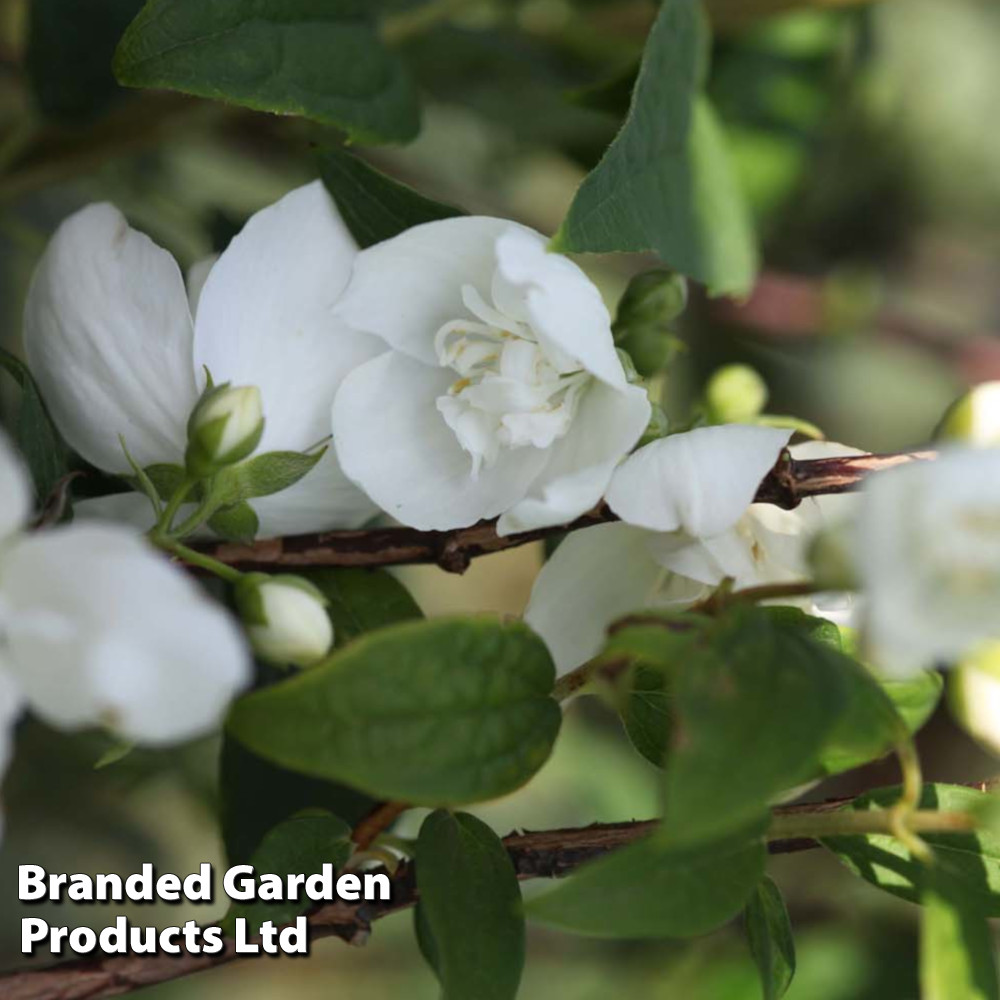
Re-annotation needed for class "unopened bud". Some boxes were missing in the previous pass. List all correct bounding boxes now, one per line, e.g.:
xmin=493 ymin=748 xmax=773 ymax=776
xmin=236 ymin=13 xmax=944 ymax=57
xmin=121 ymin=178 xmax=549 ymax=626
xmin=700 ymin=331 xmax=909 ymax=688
xmin=950 ymin=644 xmax=1000 ymax=756
xmin=613 ymin=270 xmax=687 ymax=378
xmin=705 ymin=365 xmax=768 ymax=424
xmin=235 ymin=573 xmax=333 ymax=668
xmin=186 ymin=384 xmax=264 ymax=478
xmin=936 ymin=382 xmax=1000 ymax=447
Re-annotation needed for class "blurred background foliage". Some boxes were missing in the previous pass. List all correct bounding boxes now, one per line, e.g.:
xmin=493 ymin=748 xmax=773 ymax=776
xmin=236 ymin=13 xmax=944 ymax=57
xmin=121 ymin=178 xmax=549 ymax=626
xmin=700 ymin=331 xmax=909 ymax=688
xmin=1 ymin=0 xmax=999 ymax=996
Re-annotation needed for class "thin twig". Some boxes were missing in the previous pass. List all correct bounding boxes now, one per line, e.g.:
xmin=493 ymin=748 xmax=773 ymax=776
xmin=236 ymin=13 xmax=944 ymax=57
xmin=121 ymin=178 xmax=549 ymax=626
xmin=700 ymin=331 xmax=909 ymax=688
xmin=193 ymin=450 xmax=935 ymax=574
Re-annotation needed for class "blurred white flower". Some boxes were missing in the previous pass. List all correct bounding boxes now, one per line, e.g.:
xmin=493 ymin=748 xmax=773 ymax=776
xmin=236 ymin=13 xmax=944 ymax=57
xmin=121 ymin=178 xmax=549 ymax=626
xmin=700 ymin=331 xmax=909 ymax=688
xmin=950 ymin=643 xmax=1000 ymax=755
xmin=24 ymin=181 xmax=383 ymax=537
xmin=857 ymin=447 xmax=1000 ymax=675
xmin=526 ymin=429 xmax=857 ymax=675
xmin=331 ymin=218 xmax=650 ymax=532
xmin=0 ymin=430 xmax=250 ymax=831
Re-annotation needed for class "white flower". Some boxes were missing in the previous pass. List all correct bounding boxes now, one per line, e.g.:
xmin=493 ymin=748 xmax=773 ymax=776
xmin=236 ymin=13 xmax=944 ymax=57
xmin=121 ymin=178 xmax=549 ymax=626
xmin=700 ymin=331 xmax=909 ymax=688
xmin=235 ymin=574 xmax=333 ymax=668
xmin=24 ymin=181 xmax=384 ymax=537
xmin=330 ymin=218 xmax=651 ymax=532
xmin=856 ymin=447 xmax=1000 ymax=675
xmin=0 ymin=429 xmax=250 ymax=830
xmin=525 ymin=428 xmax=856 ymax=675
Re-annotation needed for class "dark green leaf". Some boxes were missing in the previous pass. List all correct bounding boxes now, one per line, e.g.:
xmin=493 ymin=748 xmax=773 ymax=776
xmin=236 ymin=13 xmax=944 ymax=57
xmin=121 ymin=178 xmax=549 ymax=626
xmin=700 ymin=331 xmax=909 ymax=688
xmin=227 ymin=618 xmax=560 ymax=805
xmin=303 ymin=568 xmax=423 ymax=647
xmin=663 ymin=608 xmax=847 ymax=845
xmin=318 ymin=147 xmax=464 ymax=249
xmin=227 ymin=810 xmax=352 ymax=934
xmin=621 ymin=664 xmax=674 ymax=768
xmin=207 ymin=502 xmax=260 ymax=544
xmin=220 ymin=737 xmax=374 ymax=866
xmin=526 ymin=822 xmax=766 ymax=938
xmin=921 ymin=875 xmax=1000 ymax=1000
xmin=0 ymin=348 xmax=68 ymax=501
xmin=825 ymin=784 xmax=1000 ymax=915
xmin=27 ymin=0 xmax=143 ymax=120
xmin=745 ymin=876 xmax=796 ymax=1000
xmin=416 ymin=811 xmax=524 ymax=1000
xmin=552 ymin=0 xmax=757 ymax=296
xmin=114 ymin=0 xmax=420 ymax=144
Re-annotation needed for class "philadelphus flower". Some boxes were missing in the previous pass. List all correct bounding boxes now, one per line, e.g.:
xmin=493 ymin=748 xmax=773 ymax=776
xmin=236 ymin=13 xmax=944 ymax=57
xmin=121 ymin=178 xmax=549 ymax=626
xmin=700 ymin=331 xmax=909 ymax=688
xmin=0 ymin=430 xmax=250 ymax=831
xmin=855 ymin=447 xmax=1000 ymax=675
xmin=526 ymin=428 xmax=857 ymax=675
xmin=234 ymin=574 xmax=333 ymax=668
xmin=331 ymin=218 xmax=651 ymax=532
xmin=24 ymin=181 xmax=384 ymax=537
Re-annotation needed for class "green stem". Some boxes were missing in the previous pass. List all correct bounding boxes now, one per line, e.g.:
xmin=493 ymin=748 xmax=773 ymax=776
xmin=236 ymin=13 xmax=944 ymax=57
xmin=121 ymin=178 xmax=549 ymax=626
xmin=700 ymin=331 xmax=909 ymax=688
xmin=154 ymin=537 xmax=243 ymax=584
xmin=767 ymin=808 xmax=977 ymax=842
xmin=158 ymin=478 xmax=195 ymax=535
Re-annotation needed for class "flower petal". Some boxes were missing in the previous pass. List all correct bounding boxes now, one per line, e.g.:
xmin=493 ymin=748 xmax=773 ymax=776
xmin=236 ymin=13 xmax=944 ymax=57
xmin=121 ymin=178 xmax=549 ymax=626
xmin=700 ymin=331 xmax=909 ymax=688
xmin=334 ymin=216 xmax=529 ymax=365
xmin=607 ymin=425 xmax=792 ymax=536
xmin=194 ymin=182 xmax=382 ymax=453
xmin=332 ymin=351 xmax=548 ymax=530
xmin=497 ymin=381 xmax=650 ymax=535
xmin=24 ymin=204 xmax=198 ymax=472
xmin=0 ymin=428 xmax=31 ymax=542
xmin=493 ymin=227 xmax=626 ymax=388
xmin=0 ymin=524 xmax=250 ymax=744
xmin=524 ymin=522 xmax=668 ymax=676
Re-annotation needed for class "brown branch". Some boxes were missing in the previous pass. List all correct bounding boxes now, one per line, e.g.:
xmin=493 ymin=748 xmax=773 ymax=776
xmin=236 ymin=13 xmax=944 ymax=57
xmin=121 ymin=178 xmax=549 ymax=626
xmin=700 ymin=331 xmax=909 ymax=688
xmin=8 ymin=781 xmax=992 ymax=1000
xmin=195 ymin=450 xmax=935 ymax=574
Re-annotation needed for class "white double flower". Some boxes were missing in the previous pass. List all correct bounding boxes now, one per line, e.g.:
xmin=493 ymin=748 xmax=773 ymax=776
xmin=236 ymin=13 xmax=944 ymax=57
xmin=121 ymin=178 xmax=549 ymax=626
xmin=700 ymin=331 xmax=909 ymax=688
xmin=331 ymin=219 xmax=651 ymax=532
xmin=0 ymin=431 xmax=249 ymax=834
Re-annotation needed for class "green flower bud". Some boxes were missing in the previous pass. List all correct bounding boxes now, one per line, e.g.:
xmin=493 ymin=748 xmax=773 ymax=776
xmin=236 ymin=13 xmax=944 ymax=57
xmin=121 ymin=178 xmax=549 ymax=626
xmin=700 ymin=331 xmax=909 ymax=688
xmin=705 ymin=364 xmax=769 ymax=424
xmin=936 ymin=381 xmax=1000 ymax=447
xmin=234 ymin=573 xmax=333 ymax=668
xmin=950 ymin=643 xmax=1000 ymax=756
xmin=186 ymin=383 xmax=264 ymax=479
xmin=613 ymin=270 xmax=687 ymax=378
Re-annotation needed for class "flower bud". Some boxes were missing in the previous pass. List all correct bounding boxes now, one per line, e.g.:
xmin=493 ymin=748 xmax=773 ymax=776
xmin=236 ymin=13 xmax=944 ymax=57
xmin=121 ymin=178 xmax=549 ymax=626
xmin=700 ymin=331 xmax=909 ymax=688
xmin=950 ymin=644 xmax=1000 ymax=756
xmin=234 ymin=573 xmax=333 ymax=668
xmin=186 ymin=384 xmax=264 ymax=478
xmin=936 ymin=381 xmax=1000 ymax=447
xmin=705 ymin=364 xmax=769 ymax=424
xmin=613 ymin=270 xmax=687 ymax=378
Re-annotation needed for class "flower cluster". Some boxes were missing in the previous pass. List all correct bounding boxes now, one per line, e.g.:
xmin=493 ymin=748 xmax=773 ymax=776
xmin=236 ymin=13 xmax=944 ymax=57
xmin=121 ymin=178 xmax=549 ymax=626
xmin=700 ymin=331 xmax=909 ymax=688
xmin=5 ymin=179 xmax=1000 ymax=825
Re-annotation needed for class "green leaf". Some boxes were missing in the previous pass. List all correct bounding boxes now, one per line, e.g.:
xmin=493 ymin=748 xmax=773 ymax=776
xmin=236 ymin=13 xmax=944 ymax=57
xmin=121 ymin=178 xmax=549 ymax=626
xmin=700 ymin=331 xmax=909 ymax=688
xmin=27 ymin=0 xmax=143 ymax=120
xmin=227 ymin=810 xmax=353 ymax=935
xmin=114 ymin=0 xmax=420 ymax=144
xmin=303 ymin=568 xmax=423 ymax=647
xmin=0 ymin=348 xmax=68 ymax=501
xmin=552 ymin=0 xmax=757 ymax=296
xmin=745 ymin=877 xmax=796 ymax=1000
xmin=227 ymin=618 xmax=561 ymax=805
xmin=208 ymin=449 xmax=324 ymax=507
xmin=525 ymin=822 xmax=766 ymax=938
xmin=621 ymin=664 xmax=674 ymax=768
xmin=663 ymin=608 xmax=847 ymax=845
xmin=415 ymin=811 xmax=524 ymax=1000
xmin=207 ymin=502 xmax=260 ymax=544
xmin=759 ymin=608 xmax=940 ymax=778
xmin=318 ymin=147 xmax=464 ymax=249
xmin=220 ymin=737 xmax=374 ymax=866
xmin=825 ymin=784 xmax=1000 ymax=915
xmin=921 ymin=876 xmax=1000 ymax=1000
